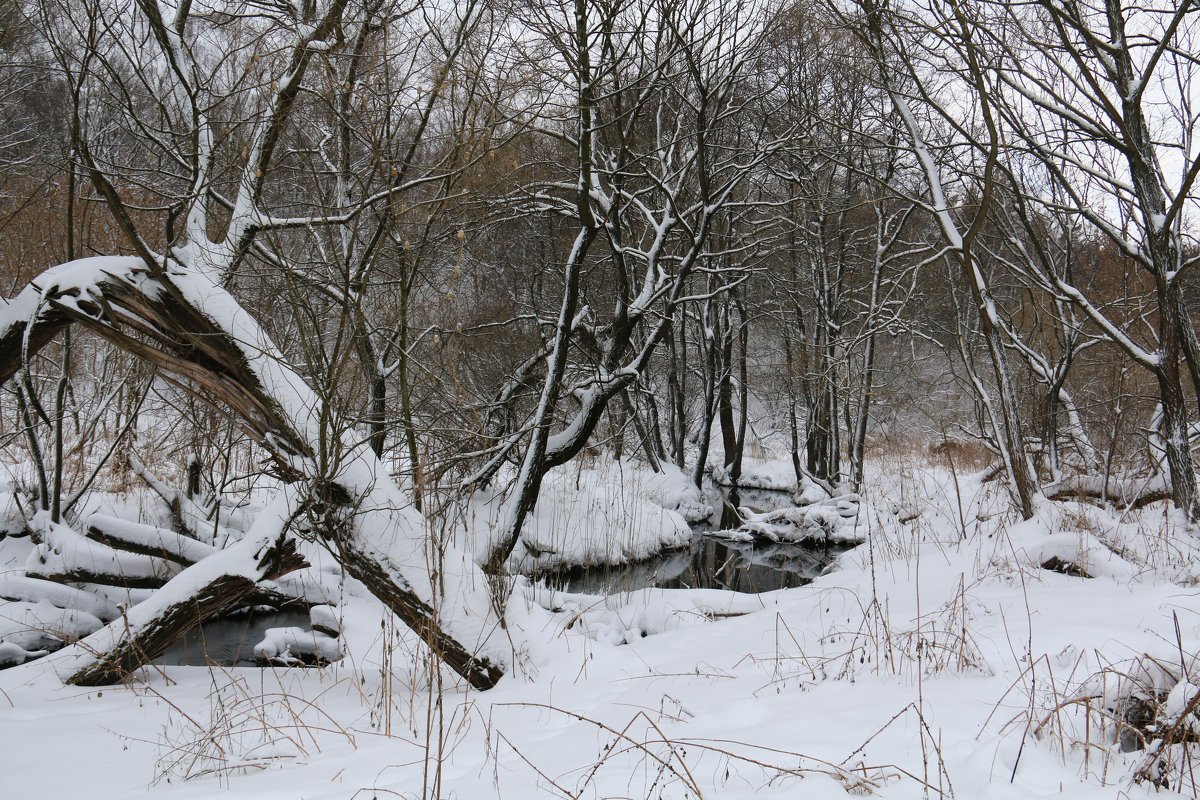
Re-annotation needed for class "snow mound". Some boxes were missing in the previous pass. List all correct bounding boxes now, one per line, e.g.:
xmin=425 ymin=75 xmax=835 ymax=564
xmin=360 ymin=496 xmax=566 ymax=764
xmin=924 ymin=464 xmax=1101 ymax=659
xmin=0 ymin=600 xmax=104 ymax=657
xmin=522 ymin=582 xmax=780 ymax=648
xmin=711 ymin=458 xmax=798 ymax=492
xmin=309 ymin=604 xmax=340 ymax=636
xmin=515 ymin=465 xmax=691 ymax=571
xmin=466 ymin=460 xmax=700 ymax=572
xmin=253 ymin=626 xmax=342 ymax=665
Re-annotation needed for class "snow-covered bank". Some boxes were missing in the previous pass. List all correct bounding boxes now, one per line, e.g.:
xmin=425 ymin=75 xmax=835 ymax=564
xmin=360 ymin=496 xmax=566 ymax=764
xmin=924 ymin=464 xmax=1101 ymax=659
xmin=2 ymin=462 xmax=1199 ymax=798
xmin=462 ymin=461 xmax=711 ymax=574
xmin=459 ymin=456 xmax=867 ymax=574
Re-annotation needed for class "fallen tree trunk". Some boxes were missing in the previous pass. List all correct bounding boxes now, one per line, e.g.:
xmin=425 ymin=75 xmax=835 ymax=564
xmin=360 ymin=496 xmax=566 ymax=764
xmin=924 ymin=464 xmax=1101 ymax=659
xmin=1 ymin=257 xmax=507 ymax=689
xmin=1044 ymin=475 xmax=1171 ymax=510
xmin=335 ymin=528 xmax=505 ymax=691
xmin=86 ymin=514 xmax=215 ymax=566
xmin=26 ymin=519 xmax=180 ymax=590
xmin=89 ymin=492 xmax=331 ymax=611
xmin=0 ymin=575 xmax=122 ymax=623
xmin=63 ymin=497 xmax=307 ymax=685
xmin=27 ymin=564 xmax=173 ymax=591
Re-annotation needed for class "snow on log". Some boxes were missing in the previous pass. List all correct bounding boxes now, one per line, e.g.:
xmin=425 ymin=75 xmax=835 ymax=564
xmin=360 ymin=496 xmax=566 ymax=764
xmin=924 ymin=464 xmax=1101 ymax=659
xmin=25 ymin=518 xmax=180 ymax=589
xmin=335 ymin=523 xmax=505 ymax=690
xmin=0 ymin=257 xmax=312 ymax=460
xmin=58 ymin=495 xmax=308 ymax=686
xmin=1 ymin=257 xmax=507 ymax=689
xmin=0 ymin=575 xmax=122 ymax=623
xmin=85 ymin=514 xmax=217 ymax=566
xmin=1044 ymin=475 xmax=1171 ymax=509
xmin=252 ymin=570 xmax=339 ymax=610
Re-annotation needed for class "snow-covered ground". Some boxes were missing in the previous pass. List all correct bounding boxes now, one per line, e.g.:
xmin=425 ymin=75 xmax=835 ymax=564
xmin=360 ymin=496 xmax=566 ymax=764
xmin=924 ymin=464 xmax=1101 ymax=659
xmin=462 ymin=460 xmax=710 ymax=574
xmin=2 ymin=456 xmax=1199 ymax=798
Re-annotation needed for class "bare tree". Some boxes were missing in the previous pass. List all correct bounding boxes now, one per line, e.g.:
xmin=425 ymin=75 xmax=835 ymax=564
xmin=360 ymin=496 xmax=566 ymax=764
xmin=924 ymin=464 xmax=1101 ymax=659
xmin=839 ymin=0 xmax=1045 ymax=517
xmin=875 ymin=0 xmax=1200 ymax=518
xmin=464 ymin=0 xmax=786 ymax=575
xmin=2 ymin=0 xmax=507 ymax=688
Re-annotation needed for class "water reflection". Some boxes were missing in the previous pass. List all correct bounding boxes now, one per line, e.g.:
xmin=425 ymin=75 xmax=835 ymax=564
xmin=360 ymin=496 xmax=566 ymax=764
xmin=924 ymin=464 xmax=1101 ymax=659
xmin=540 ymin=483 xmax=853 ymax=595
xmin=542 ymin=535 xmax=846 ymax=595
xmin=157 ymin=610 xmax=311 ymax=667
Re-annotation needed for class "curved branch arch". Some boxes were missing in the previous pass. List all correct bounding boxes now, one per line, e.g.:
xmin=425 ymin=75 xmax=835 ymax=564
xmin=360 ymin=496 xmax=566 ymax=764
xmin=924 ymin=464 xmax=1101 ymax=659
xmin=1 ymin=257 xmax=505 ymax=690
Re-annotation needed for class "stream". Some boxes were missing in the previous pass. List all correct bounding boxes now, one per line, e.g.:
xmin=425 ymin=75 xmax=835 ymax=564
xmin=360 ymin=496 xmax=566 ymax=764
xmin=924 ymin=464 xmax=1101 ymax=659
xmin=155 ymin=485 xmax=849 ymax=666
xmin=538 ymin=484 xmax=852 ymax=595
xmin=157 ymin=610 xmax=312 ymax=667
xmin=538 ymin=535 xmax=844 ymax=595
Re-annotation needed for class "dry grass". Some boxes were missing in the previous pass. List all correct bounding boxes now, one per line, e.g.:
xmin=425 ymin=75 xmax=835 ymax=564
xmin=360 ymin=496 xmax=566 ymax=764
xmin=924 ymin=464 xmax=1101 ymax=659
xmin=138 ymin=669 xmax=357 ymax=785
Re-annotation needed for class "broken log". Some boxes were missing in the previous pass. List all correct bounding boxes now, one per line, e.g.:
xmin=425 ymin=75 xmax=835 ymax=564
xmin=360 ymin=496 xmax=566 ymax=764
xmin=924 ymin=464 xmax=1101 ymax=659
xmin=2 ymin=257 xmax=507 ymax=689
xmin=86 ymin=514 xmax=216 ymax=566
xmin=63 ymin=499 xmax=308 ymax=685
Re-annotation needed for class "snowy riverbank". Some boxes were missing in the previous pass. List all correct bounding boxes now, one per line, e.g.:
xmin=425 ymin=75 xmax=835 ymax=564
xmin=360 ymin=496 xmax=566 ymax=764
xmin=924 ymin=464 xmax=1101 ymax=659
xmin=3 ymin=458 xmax=1199 ymax=797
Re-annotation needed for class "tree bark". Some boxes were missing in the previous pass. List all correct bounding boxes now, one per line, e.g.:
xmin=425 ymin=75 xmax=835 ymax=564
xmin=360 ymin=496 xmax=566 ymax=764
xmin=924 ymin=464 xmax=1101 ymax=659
xmin=1 ymin=258 xmax=507 ymax=689
xmin=66 ymin=526 xmax=307 ymax=685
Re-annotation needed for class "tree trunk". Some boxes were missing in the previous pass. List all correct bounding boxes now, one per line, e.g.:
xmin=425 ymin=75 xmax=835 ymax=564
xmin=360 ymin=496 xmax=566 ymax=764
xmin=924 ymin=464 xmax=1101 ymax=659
xmin=64 ymin=511 xmax=307 ymax=685
xmin=1157 ymin=285 xmax=1199 ymax=519
xmin=850 ymin=330 xmax=876 ymax=491
xmin=782 ymin=322 xmax=804 ymax=488
xmin=1 ymin=258 xmax=508 ymax=689
xmin=730 ymin=305 xmax=750 ymax=485
xmin=692 ymin=300 xmax=720 ymax=489
xmin=667 ymin=314 xmax=688 ymax=469
xmin=484 ymin=225 xmax=596 ymax=576
xmin=717 ymin=309 xmax=738 ymax=472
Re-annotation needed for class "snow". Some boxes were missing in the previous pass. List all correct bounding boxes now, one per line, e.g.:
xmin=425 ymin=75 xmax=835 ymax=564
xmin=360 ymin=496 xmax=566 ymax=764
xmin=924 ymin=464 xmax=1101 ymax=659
xmin=2 ymin=458 xmax=1197 ymax=798
xmin=711 ymin=457 xmax=801 ymax=492
xmin=463 ymin=460 xmax=699 ymax=573
xmin=252 ymin=626 xmax=342 ymax=665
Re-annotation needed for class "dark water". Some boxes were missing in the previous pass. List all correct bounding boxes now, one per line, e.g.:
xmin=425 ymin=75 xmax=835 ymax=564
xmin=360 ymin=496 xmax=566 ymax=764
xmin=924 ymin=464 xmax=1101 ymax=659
xmin=538 ymin=484 xmax=853 ymax=595
xmin=156 ymin=486 xmax=845 ymax=665
xmin=156 ymin=610 xmax=311 ymax=667
xmin=540 ymin=534 xmax=847 ymax=595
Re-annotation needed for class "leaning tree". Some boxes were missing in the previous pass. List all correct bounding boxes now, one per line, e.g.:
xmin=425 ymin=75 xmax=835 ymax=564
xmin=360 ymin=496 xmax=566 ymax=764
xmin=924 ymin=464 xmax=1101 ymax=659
xmin=2 ymin=0 xmax=802 ymax=688
xmin=0 ymin=0 xmax=507 ymax=688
